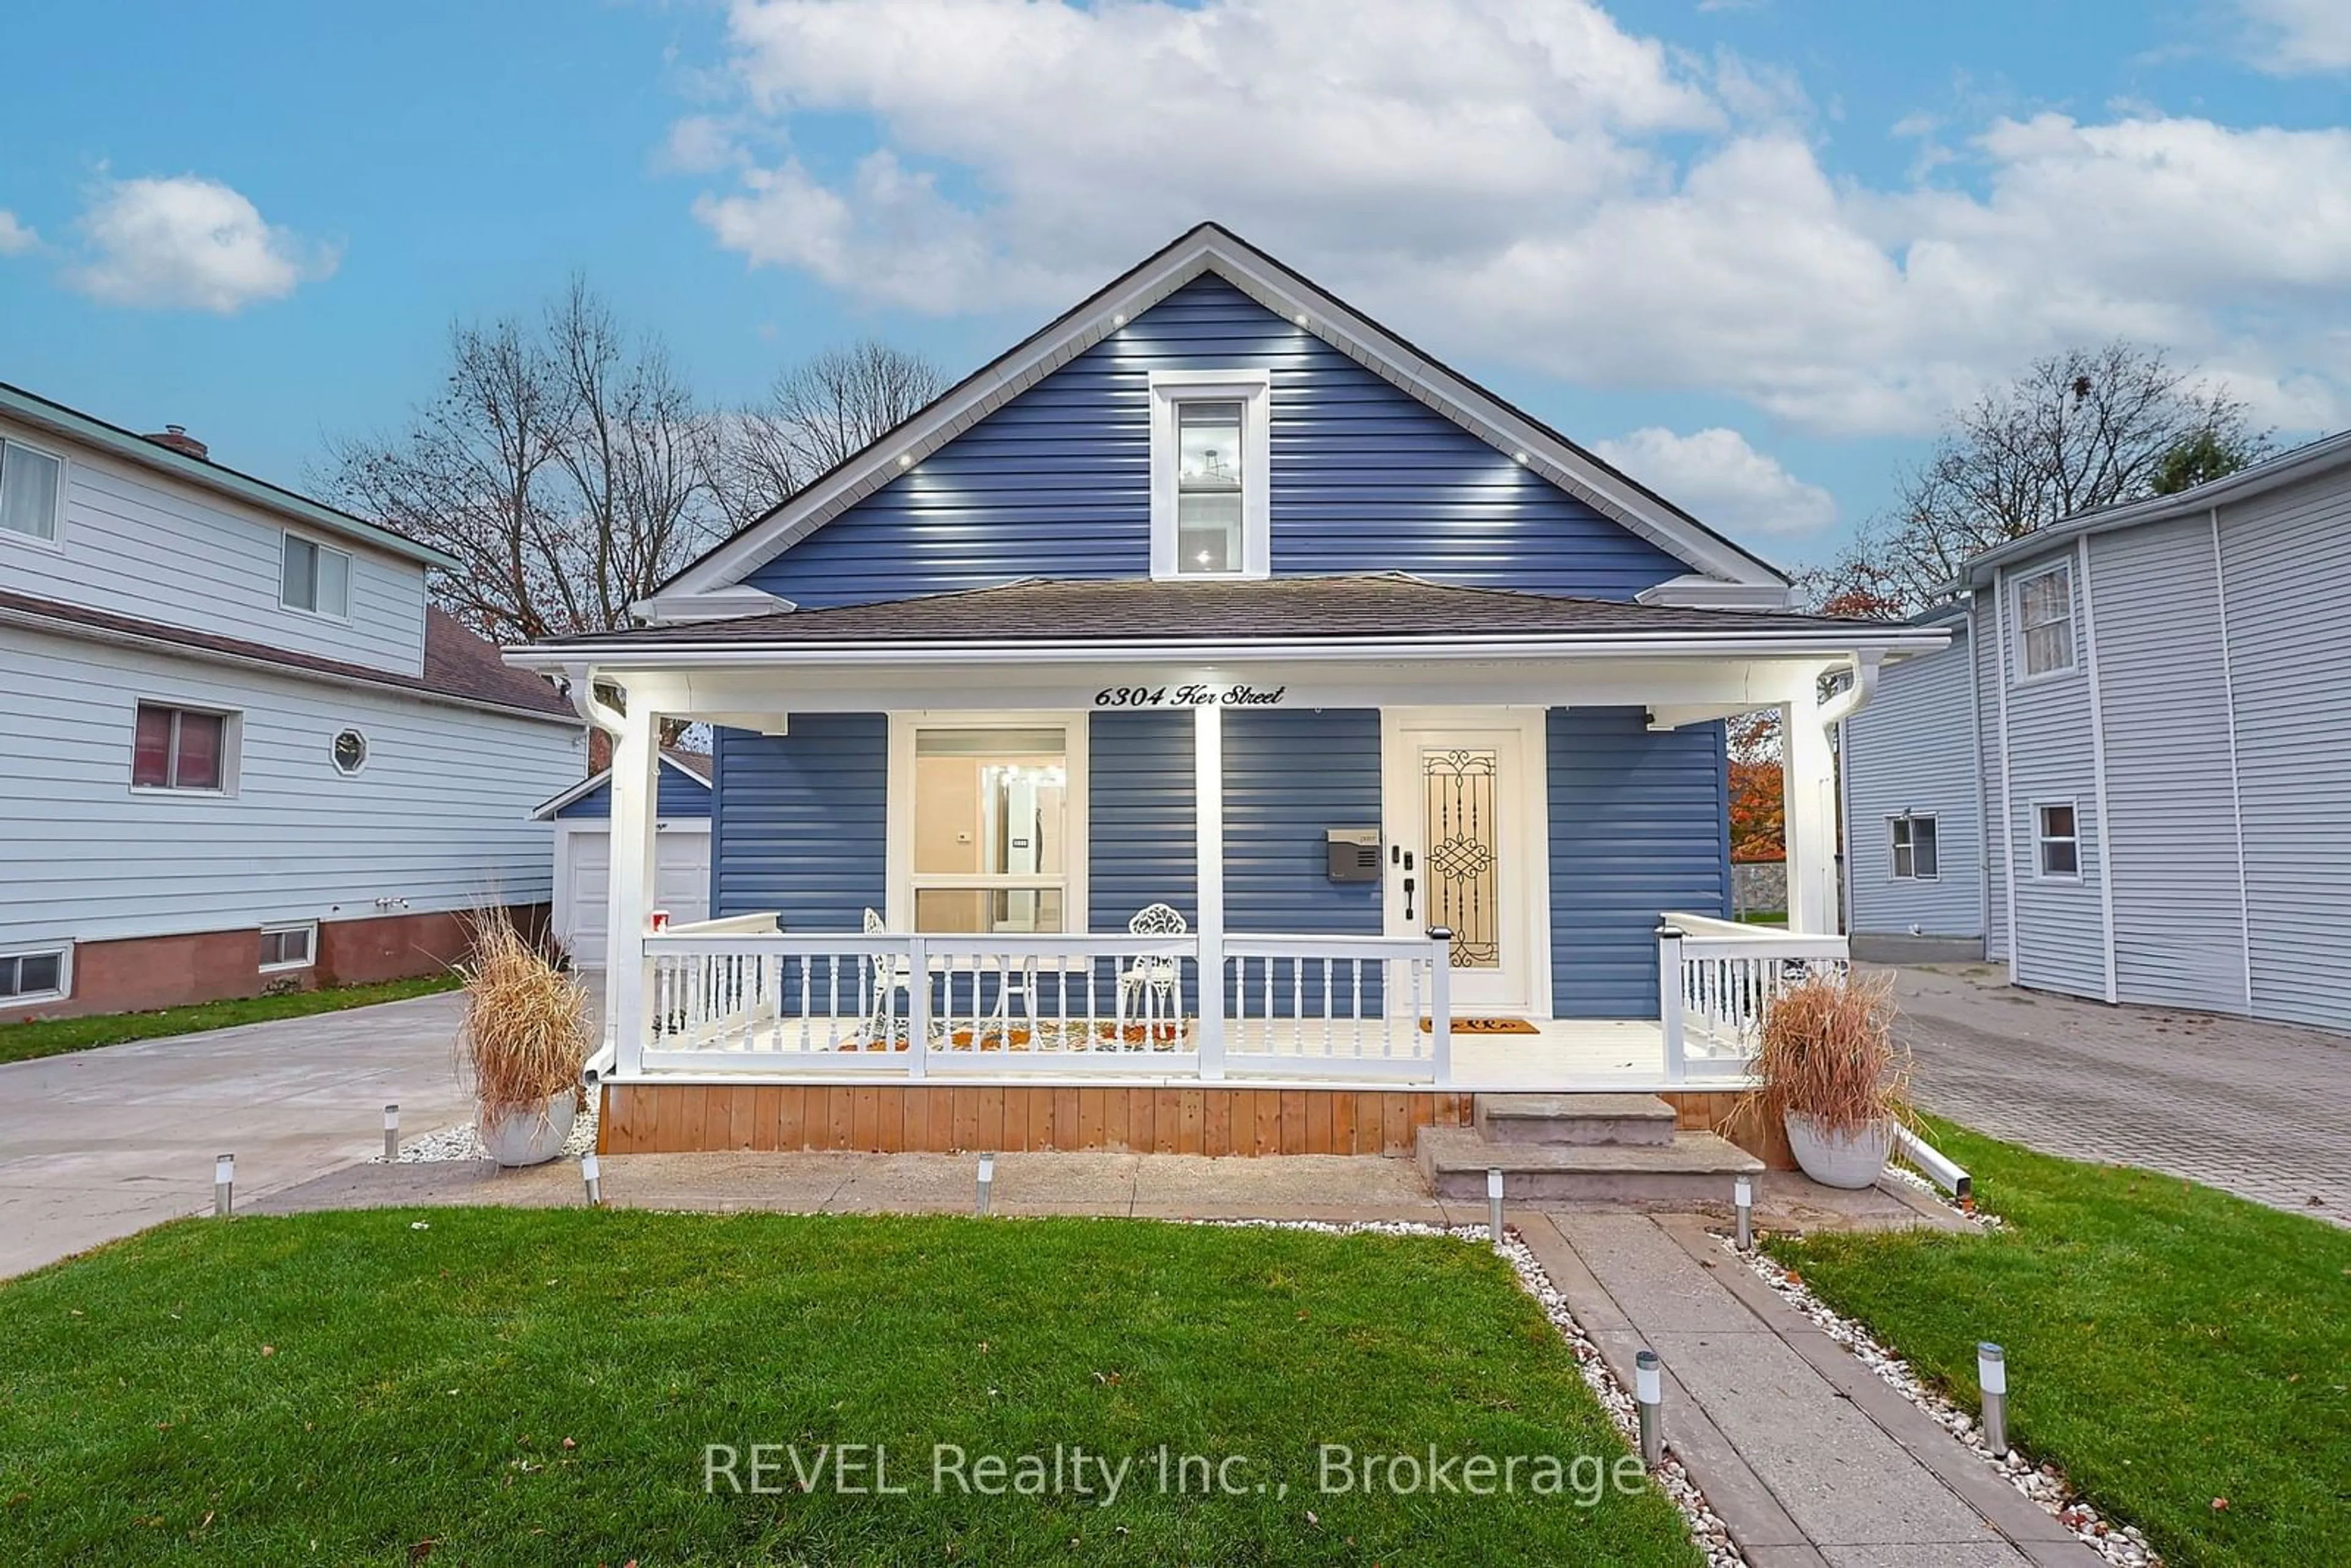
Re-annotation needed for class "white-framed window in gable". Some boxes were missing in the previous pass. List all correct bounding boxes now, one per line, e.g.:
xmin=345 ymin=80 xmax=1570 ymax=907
xmin=1149 ymin=369 xmax=1270 ymax=580
xmin=0 ymin=942 xmax=72 ymax=1007
xmin=2033 ymin=801 xmax=2081 ymax=880
xmin=2012 ymin=561 xmax=2074 ymax=679
xmin=1888 ymin=814 xmax=1938 ymax=880
xmin=0 ymin=436 xmax=65 ymax=544
xmin=260 ymin=921 xmax=317 ymax=972
xmin=280 ymin=530 xmax=351 ymax=618
xmin=887 ymin=713 xmax=1089 ymax=936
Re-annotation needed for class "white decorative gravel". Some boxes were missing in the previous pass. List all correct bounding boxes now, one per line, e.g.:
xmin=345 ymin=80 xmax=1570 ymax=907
xmin=1727 ymin=1237 xmax=2158 ymax=1567
xmin=376 ymin=1095 xmax=598 ymax=1164
xmin=1186 ymin=1218 xmax=1744 ymax=1567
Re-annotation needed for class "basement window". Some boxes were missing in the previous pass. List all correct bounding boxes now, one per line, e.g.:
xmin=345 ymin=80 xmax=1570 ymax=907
xmin=0 ymin=943 xmax=70 ymax=1005
xmin=260 ymin=922 xmax=317 ymax=972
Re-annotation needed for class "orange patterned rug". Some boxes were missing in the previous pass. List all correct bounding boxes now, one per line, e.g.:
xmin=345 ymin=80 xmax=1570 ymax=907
xmin=1419 ymin=1016 xmax=1540 ymax=1035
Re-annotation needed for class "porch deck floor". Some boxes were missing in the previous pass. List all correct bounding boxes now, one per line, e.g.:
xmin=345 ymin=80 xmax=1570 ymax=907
xmin=650 ymin=1015 xmax=1751 ymax=1090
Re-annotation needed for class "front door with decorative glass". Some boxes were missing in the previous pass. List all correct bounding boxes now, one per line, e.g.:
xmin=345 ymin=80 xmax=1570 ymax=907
xmin=1380 ymin=710 xmax=1545 ymax=1014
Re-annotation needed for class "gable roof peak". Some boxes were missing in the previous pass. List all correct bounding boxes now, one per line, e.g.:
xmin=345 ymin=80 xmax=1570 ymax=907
xmin=651 ymin=224 xmax=1792 ymax=610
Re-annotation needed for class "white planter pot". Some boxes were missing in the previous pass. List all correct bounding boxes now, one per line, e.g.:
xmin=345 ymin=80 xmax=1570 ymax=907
xmin=479 ymin=1093 xmax=576 ymax=1168
xmin=1783 ymin=1112 xmax=1892 ymax=1189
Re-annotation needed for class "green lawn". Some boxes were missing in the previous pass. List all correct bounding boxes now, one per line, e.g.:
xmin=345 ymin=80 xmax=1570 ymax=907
xmin=0 ymin=1212 xmax=1700 ymax=1567
xmin=1771 ymin=1117 xmax=2351 ymax=1568
xmin=0 ymin=975 xmax=460 ymax=1065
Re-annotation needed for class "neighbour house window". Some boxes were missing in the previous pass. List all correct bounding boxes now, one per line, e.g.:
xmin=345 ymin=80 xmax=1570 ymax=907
xmin=0 ymin=437 xmax=64 ymax=542
xmin=1149 ymin=370 xmax=1270 ymax=579
xmin=0 ymin=944 xmax=71 ymax=1004
xmin=909 ymin=726 xmax=1071 ymax=934
xmin=260 ymin=922 xmax=317 ymax=971
xmin=280 ymin=532 xmax=351 ymax=617
xmin=332 ymin=728 xmax=369 ymax=775
xmin=2035 ymin=803 xmax=2080 ymax=878
xmin=132 ymin=702 xmax=233 ymax=792
xmin=2014 ymin=563 xmax=2074 ymax=678
xmin=1889 ymin=814 xmax=1939 ymax=880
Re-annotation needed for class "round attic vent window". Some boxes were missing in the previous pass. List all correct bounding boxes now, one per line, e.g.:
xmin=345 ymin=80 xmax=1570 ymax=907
xmin=332 ymin=729 xmax=369 ymax=775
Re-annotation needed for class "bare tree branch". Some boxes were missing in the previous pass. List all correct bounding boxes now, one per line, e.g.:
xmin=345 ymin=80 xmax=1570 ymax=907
xmin=1834 ymin=341 xmax=2271 ymax=612
xmin=707 ymin=339 xmax=948 ymax=528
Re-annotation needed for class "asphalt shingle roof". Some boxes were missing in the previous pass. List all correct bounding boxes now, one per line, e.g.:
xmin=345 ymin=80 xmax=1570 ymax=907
xmin=540 ymin=573 xmax=1888 ymax=652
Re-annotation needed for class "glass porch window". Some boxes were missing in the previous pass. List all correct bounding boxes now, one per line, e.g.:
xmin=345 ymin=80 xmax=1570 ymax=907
xmin=1173 ymin=400 xmax=1245 ymax=575
xmin=911 ymin=727 xmax=1070 ymax=933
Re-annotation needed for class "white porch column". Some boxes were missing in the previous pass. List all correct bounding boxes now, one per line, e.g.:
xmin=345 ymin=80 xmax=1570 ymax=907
xmin=1782 ymin=698 xmax=1840 ymax=936
xmin=604 ymin=694 xmax=662 ymax=1077
xmin=1193 ymin=703 xmax=1226 ymax=1079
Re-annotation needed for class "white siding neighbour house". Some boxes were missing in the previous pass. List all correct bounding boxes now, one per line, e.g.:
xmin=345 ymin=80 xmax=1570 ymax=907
xmin=1839 ymin=609 xmax=1984 ymax=948
xmin=0 ymin=382 xmax=584 ymax=1018
xmin=1842 ymin=430 xmax=2351 ymax=1032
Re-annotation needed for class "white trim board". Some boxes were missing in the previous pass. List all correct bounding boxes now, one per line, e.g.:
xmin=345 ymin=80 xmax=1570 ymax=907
xmin=653 ymin=224 xmax=1792 ymax=607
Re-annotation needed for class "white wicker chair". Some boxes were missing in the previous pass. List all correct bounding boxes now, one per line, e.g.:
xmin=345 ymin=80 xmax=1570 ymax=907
xmin=861 ymin=907 xmax=914 ymax=1046
xmin=1117 ymin=902 xmax=1188 ymax=1037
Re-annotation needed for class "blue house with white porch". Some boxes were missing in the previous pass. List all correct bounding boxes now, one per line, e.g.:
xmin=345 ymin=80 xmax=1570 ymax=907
xmin=511 ymin=225 xmax=1943 ymax=1158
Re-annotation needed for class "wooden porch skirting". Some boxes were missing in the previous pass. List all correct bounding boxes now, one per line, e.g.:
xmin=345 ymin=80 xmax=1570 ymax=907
xmin=598 ymin=1083 xmax=1792 ymax=1167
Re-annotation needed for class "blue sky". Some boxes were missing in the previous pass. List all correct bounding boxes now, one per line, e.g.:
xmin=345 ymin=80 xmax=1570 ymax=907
xmin=2 ymin=0 xmax=2346 ymax=569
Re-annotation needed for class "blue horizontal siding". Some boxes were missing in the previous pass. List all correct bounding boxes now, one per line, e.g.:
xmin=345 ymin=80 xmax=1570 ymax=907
xmin=1087 ymin=710 xmax=1198 ymax=1011
xmin=551 ymin=762 xmax=713 ymax=821
xmin=1088 ymin=710 xmax=1197 ymax=932
xmin=1224 ymin=709 xmax=1383 ymax=935
xmin=1226 ymin=709 xmax=1384 ymax=1017
xmin=1548 ymin=708 xmax=1732 ymax=1018
xmin=748 ymin=276 xmax=1688 ymax=606
xmin=710 ymin=714 xmax=887 ymax=931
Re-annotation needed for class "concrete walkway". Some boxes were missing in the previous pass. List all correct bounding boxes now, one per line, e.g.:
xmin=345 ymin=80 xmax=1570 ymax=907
xmin=0 ymin=992 xmax=474 ymax=1277
xmin=1880 ymin=962 xmax=2351 ymax=1225
xmin=1525 ymin=1210 xmax=2101 ymax=1567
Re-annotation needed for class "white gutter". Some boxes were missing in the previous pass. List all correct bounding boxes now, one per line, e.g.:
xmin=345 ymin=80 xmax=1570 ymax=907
xmin=509 ymin=628 xmax=1950 ymax=673
xmin=565 ymin=662 xmax=628 ymax=737
xmin=1815 ymin=651 xmax=1883 ymax=727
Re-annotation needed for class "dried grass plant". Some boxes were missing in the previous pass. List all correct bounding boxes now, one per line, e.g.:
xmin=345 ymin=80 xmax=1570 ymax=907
xmin=456 ymin=908 xmax=591 ymax=1121
xmin=1738 ymin=970 xmax=1911 ymax=1139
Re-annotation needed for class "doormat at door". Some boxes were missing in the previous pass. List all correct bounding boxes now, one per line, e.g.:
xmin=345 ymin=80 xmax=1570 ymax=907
xmin=1420 ymin=1017 xmax=1540 ymax=1035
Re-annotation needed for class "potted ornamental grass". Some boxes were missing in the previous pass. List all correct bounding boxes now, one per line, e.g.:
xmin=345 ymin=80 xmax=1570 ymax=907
xmin=457 ymin=909 xmax=591 ymax=1167
xmin=1742 ymin=970 xmax=1911 ymax=1188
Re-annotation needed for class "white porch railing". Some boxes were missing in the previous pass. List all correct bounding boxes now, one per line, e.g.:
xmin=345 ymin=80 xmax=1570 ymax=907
xmin=1223 ymin=934 xmax=1452 ymax=1082
xmin=638 ymin=926 xmax=1453 ymax=1082
xmin=1656 ymin=911 xmax=1850 ymax=1082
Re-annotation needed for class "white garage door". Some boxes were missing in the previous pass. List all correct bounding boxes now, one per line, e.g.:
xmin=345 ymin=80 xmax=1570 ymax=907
xmin=560 ymin=824 xmax=712 ymax=969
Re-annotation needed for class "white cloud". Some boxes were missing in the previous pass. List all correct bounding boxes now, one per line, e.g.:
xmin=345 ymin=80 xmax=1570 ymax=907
xmin=0 ymin=210 xmax=36 ymax=255
xmin=67 ymin=174 xmax=337 ymax=313
xmin=2240 ymin=0 xmax=2351 ymax=73
xmin=1592 ymin=427 xmax=1835 ymax=536
xmin=680 ymin=0 xmax=2351 ymax=436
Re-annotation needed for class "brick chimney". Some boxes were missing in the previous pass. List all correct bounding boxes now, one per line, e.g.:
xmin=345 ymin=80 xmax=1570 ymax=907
xmin=144 ymin=424 xmax=209 ymax=460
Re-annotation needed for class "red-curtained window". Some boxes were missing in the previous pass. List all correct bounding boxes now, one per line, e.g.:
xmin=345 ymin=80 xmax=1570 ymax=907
xmin=132 ymin=704 xmax=229 ymax=790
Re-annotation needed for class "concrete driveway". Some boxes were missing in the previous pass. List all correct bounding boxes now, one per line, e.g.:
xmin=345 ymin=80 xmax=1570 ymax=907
xmin=0 ymin=992 xmax=475 ymax=1278
xmin=1880 ymin=962 xmax=2351 ymax=1224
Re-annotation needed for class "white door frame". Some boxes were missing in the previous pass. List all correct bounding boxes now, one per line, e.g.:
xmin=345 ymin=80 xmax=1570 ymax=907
xmin=1380 ymin=707 xmax=1552 ymax=1017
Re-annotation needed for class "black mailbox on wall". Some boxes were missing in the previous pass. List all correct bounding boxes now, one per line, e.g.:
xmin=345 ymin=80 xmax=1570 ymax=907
xmin=1326 ymin=828 xmax=1382 ymax=883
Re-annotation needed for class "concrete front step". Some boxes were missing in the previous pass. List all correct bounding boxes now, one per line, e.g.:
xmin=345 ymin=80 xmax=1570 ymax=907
xmin=1474 ymin=1092 xmax=1678 ymax=1147
xmin=1417 ymin=1125 xmax=1763 ymax=1206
